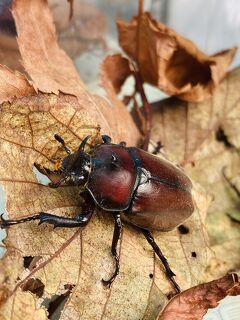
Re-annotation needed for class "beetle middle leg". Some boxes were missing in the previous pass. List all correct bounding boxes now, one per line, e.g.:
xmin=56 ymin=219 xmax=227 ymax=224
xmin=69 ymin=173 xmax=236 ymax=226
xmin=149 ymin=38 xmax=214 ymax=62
xmin=102 ymin=213 xmax=122 ymax=287
xmin=141 ymin=229 xmax=181 ymax=293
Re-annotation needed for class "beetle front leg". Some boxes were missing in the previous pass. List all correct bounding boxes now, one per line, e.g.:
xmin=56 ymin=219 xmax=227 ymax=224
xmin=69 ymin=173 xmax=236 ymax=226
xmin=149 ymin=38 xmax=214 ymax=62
xmin=0 ymin=211 xmax=93 ymax=228
xmin=0 ymin=193 xmax=95 ymax=229
xmin=102 ymin=213 xmax=122 ymax=287
xmin=141 ymin=229 xmax=181 ymax=293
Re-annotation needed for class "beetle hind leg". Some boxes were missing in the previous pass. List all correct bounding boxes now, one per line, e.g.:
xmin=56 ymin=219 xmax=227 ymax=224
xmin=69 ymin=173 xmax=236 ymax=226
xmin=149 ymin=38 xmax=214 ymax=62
xmin=102 ymin=213 xmax=122 ymax=287
xmin=141 ymin=229 xmax=181 ymax=293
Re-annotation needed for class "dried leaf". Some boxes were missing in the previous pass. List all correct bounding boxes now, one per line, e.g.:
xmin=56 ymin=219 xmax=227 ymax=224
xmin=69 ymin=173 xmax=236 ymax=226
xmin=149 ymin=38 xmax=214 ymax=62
xmin=0 ymin=84 xmax=211 ymax=320
xmin=0 ymin=64 xmax=35 ymax=104
xmin=151 ymin=67 xmax=240 ymax=281
xmin=0 ymin=33 xmax=23 ymax=72
xmin=11 ymin=0 xmax=139 ymax=146
xmin=12 ymin=0 xmax=86 ymax=96
xmin=102 ymin=54 xmax=132 ymax=94
xmin=117 ymin=12 xmax=237 ymax=102
xmin=157 ymin=273 xmax=240 ymax=320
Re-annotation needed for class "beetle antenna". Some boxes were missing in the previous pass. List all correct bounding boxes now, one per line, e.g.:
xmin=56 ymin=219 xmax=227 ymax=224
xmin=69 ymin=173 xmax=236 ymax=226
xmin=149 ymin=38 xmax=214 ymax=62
xmin=79 ymin=135 xmax=91 ymax=151
xmin=54 ymin=134 xmax=71 ymax=155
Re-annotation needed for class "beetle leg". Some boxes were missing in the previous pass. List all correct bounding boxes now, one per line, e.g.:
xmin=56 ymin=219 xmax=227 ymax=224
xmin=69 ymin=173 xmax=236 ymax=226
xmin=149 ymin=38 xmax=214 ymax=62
xmin=102 ymin=213 xmax=122 ymax=287
xmin=0 ymin=211 xmax=93 ymax=228
xmin=141 ymin=229 xmax=181 ymax=293
xmin=0 ymin=193 xmax=94 ymax=229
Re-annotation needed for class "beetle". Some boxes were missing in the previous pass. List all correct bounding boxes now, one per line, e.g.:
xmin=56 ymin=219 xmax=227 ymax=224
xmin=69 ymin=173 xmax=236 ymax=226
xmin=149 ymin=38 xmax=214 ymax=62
xmin=0 ymin=134 xmax=194 ymax=292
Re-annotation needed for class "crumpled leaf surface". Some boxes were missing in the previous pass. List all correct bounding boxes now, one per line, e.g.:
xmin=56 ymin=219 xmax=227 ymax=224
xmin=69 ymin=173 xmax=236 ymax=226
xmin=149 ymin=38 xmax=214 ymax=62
xmin=0 ymin=1 xmax=212 ymax=320
xmin=117 ymin=11 xmax=237 ymax=102
xmin=150 ymin=67 xmax=240 ymax=282
xmin=157 ymin=273 xmax=240 ymax=320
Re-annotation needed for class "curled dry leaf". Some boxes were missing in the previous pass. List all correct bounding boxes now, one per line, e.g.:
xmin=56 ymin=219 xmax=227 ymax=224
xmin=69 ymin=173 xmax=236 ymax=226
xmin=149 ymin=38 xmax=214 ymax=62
xmin=157 ymin=273 xmax=240 ymax=320
xmin=101 ymin=54 xmax=132 ymax=95
xmin=151 ymin=67 xmax=240 ymax=282
xmin=117 ymin=11 xmax=237 ymax=102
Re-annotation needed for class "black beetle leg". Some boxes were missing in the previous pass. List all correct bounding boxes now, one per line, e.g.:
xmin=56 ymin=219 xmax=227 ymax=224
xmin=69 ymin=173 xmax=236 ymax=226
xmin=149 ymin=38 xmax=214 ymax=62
xmin=0 ymin=193 xmax=95 ymax=229
xmin=102 ymin=213 xmax=122 ymax=287
xmin=101 ymin=135 xmax=112 ymax=144
xmin=152 ymin=141 xmax=164 ymax=155
xmin=141 ymin=229 xmax=181 ymax=293
xmin=54 ymin=134 xmax=71 ymax=155
xmin=0 ymin=211 xmax=93 ymax=229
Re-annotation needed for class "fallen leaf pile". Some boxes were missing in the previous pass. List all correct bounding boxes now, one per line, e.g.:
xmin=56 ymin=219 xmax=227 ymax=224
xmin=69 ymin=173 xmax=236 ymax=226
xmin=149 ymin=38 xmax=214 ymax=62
xmin=0 ymin=1 xmax=239 ymax=320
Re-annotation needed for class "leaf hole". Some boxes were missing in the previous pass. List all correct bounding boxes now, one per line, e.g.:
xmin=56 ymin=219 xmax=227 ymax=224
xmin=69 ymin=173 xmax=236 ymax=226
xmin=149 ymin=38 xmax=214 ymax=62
xmin=149 ymin=273 xmax=153 ymax=278
xmin=178 ymin=225 xmax=189 ymax=234
xmin=191 ymin=251 xmax=197 ymax=258
xmin=23 ymin=256 xmax=42 ymax=270
xmin=43 ymin=284 xmax=75 ymax=320
xmin=165 ymin=49 xmax=211 ymax=88
xmin=21 ymin=278 xmax=45 ymax=298
xmin=216 ymin=127 xmax=234 ymax=148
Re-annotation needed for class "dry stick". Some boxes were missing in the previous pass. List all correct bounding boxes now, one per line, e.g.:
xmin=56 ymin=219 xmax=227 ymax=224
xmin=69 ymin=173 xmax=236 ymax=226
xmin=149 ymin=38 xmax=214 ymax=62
xmin=134 ymin=70 xmax=152 ymax=151
xmin=134 ymin=0 xmax=152 ymax=151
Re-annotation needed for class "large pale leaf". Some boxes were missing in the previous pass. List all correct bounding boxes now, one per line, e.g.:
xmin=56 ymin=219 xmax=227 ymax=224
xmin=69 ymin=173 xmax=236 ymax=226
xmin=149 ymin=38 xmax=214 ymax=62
xmin=0 ymin=91 xmax=210 ymax=319
xmin=151 ymin=67 xmax=240 ymax=281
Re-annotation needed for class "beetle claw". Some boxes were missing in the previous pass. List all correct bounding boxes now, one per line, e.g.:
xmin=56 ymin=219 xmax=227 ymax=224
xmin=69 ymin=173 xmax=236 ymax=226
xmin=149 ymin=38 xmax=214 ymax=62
xmin=101 ymin=278 xmax=113 ymax=288
xmin=0 ymin=214 xmax=7 ymax=228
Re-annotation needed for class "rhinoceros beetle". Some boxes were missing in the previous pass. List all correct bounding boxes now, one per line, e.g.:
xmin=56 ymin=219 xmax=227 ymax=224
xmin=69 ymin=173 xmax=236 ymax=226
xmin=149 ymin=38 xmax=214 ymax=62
xmin=0 ymin=134 xmax=194 ymax=293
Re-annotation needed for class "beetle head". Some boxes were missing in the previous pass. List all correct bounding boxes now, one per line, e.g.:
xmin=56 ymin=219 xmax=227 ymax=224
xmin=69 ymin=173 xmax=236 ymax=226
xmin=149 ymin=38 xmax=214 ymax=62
xmin=34 ymin=136 xmax=91 ymax=188
xmin=60 ymin=136 xmax=91 ymax=185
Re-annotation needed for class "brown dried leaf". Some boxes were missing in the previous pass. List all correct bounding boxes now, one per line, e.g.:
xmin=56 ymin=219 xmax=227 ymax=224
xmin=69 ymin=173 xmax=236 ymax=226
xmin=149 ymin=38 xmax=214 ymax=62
xmin=102 ymin=54 xmax=132 ymax=94
xmin=157 ymin=273 xmax=240 ymax=320
xmin=12 ymin=0 xmax=86 ymax=96
xmin=0 ymin=64 xmax=35 ymax=104
xmin=151 ymin=67 xmax=240 ymax=281
xmin=11 ymin=0 xmax=139 ymax=146
xmin=117 ymin=12 xmax=237 ymax=102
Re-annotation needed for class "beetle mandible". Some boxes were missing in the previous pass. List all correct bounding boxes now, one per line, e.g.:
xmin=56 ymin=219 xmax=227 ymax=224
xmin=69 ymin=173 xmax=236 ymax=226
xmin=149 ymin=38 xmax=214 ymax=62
xmin=0 ymin=134 xmax=194 ymax=292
